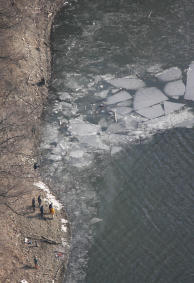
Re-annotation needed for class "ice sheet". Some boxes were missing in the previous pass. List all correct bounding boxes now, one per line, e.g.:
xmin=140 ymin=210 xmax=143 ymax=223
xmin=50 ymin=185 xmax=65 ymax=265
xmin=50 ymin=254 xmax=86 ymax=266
xmin=133 ymin=87 xmax=168 ymax=110
xmin=136 ymin=104 xmax=164 ymax=119
xmin=185 ymin=62 xmax=194 ymax=101
xmin=164 ymin=80 xmax=185 ymax=97
xmin=104 ymin=90 xmax=132 ymax=105
xmin=164 ymin=101 xmax=185 ymax=115
xmin=155 ymin=67 xmax=182 ymax=82
xmin=108 ymin=76 xmax=145 ymax=90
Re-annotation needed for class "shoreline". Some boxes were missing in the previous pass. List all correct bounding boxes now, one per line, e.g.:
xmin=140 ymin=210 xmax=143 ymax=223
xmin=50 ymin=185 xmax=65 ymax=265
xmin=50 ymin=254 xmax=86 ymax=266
xmin=0 ymin=0 xmax=70 ymax=282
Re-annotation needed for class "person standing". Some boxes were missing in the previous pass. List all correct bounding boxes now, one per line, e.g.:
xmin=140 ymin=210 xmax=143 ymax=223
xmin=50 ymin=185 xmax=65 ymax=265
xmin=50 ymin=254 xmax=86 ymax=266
xmin=32 ymin=197 xmax=36 ymax=212
xmin=50 ymin=206 xmax=55 ymax=219
xmin=34 ymin=256 xmax=38 ymax=269
xmin=49 ymin=203 xmax=53 ymax=213
xmin=40 ymin=205 xmax=44 ymax=218
xmin=38 ymin=195 xmax=42 ymax=207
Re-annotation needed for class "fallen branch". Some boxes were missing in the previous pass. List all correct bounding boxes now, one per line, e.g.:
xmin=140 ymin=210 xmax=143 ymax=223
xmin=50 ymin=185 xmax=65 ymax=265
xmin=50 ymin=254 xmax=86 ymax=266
xmin=26 ymin=234 xmax=61 ymax=245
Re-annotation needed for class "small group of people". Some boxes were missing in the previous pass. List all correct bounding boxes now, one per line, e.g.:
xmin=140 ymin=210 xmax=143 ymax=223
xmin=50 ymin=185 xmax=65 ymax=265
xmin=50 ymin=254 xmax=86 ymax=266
xmin=32 ymin=195 xmax=55 ymax=219
xmin=32 ymin=196 xmax=55 ymax=269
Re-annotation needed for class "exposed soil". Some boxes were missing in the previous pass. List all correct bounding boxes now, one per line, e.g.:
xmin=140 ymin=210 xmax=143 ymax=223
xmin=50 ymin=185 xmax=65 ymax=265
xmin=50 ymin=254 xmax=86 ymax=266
xmin=0 ymin=0 xmax=71 ymax=282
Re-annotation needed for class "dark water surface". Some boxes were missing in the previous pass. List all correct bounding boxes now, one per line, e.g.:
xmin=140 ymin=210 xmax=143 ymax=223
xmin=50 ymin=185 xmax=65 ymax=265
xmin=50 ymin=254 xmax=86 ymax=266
xmin=41 ymin=0 xmax=194 ymax=282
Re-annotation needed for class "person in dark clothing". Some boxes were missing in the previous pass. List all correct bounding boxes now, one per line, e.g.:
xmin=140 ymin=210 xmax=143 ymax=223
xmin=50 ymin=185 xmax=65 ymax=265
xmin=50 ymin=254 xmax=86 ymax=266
xmin=33 ymin=162 xmax=40 ymax=170
xmin=40 ymin=205 xmax=44 ymax=218
xmin=32 ymin=197 xmax=36 ymax=212
xmin=49 ymin=203 xmax=53 ymax=212
xmin=34 ymin=256 xmax=38 ymax=269
xmin=38 ymin=195 xmax=42 ymax=207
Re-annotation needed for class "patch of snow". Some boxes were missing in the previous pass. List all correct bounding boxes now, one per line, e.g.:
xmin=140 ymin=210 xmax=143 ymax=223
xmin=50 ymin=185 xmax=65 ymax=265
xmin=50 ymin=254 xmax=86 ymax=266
xmin=104 ymin=90 xmax=132 ymax=105
xmin=155 ymin=67 xmax=182 ymax=82
xmin=61 ymin=218 xmax=68 ymax=224
xmin=133 ymin=87 xmax=168 ymax=110
xmin=136 ymin=104 xmax=164 ymax=119
xmin=164 ymin=80 xmax=185 ymax=97
xmin=185 ymin=61 xmax=194 ymax=101
xmin=61 ymin=225 xmax=67 ymax=232
xmin=108 ymin=76 xmax=145 ymax=90
xmin=164 ymin=101 xmax=185 ymax=115
xmin=33 ymin=181 xmax=63 ymax=210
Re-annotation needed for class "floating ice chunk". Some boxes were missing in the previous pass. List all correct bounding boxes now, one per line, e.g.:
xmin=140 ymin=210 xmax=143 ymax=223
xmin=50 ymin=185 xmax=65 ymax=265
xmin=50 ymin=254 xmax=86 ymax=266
xmin=175 ymin=118 xmax=194 ymax=128
xmin=141 ymin=108 xmax=194 ymax=132
xmin=108 ymin=76 xmax=145 ymax=90
xmin=111 ymin=107 xmax=132 ymax=116
xmin=136 ymin=104 xmax=164 ymax=119
xmin=185 ymin=62 xmax=194 ymax=101
xmin=116 ymin=100 xmax=132 ymax=107
xmin=58 ymin=92 xmax=72 ymax=101
xmin=69 ymin=119 xmax=100 ymax=136
xmin=96 ymin=89 xmax=109 ymax=98
xmin=106 ymin=123 xmax=127 ymax=134
xmin=147 ymin=64 xmax=163 ymax=74
xmin=48 ymin=153 xmax=62 ymax=161
xmin=111 ymin=146 xmax=122 ymax=155
xmin=111 ymin=88 xmax=120 ymax=94
xmin=164 ymin=101 xmax=184 ymax=115
xmin=123 ymin=116 xmax=139 ymax=129
xmin=164 ymin=80 xmax=185 ymax=97
xmin=90 ymin=218 xmax=103 ymax=224
xmin=79 ymin=135 xmax=109 ymax=150
xmin=133 ymin=87 xmax=168 ymax=110
xmin=104 ymin=90 xmax=132 ymax=105
xmin=69 ymin=150 xmax=84 ymax=158
xmin=102 ymin=133 xmax=130 ymax=146
xmin=155 ymin=67 xmax=182 ymax=82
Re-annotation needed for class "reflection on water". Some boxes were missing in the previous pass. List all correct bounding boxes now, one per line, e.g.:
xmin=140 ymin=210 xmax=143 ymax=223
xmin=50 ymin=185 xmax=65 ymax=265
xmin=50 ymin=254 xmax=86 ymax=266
xmin=40 ymin=0 xmax=194 ymax=282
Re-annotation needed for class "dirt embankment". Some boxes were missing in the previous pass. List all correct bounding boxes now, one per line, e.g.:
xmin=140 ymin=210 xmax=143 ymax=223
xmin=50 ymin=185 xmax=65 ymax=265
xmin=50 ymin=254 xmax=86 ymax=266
xmin=0 ymin=1 xmax=70 ymax=282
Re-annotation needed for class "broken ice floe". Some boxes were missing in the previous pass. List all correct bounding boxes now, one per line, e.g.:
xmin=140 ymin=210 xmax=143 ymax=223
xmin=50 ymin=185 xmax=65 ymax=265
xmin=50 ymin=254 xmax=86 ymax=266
xmin=133 ymin=87 xmax=168 ymax=110
xmin=164 ymin=101 xmax=185 ymax=115
xmin=33 ymin=181 xmax=63 ymax=210
xmin=41 ymin=63 xmax=194 ymax=169
xmin=155 ymin=67 xmax=182 ymax=82
xmin=185 ymin=61 xmax=194 ymax=101
xmin=104 ymin=90 xmax=132 ymax=105
xmin=110 ymin=106 xmax=132 ymax=116
xmin=111 ymin=146 xmax=122 ymax=155
xmin=108 ymin=76 xmax=145 ymax=90
xmin=136 ymin=104 xmax=164 ymax=119
xmin=90 ymin=218 xmax=103 ymax=225
xmin=68 ymin=118 xmax=100 ymax=136
xmin=164 ymin=80 xmax=185 ymax=97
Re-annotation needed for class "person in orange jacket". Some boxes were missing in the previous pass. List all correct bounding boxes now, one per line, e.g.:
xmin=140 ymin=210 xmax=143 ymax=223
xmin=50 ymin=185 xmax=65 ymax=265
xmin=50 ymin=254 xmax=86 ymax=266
xmin=50 ymin=206 xmax=55 ymax=219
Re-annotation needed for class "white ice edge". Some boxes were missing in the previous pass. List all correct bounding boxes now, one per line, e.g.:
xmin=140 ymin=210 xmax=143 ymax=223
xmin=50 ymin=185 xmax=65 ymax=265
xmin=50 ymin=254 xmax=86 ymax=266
xmin=33 ymin=181 xmax=63 ymax=211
